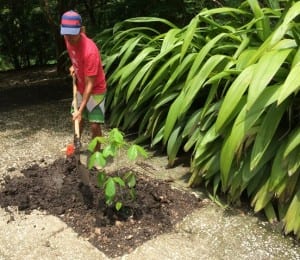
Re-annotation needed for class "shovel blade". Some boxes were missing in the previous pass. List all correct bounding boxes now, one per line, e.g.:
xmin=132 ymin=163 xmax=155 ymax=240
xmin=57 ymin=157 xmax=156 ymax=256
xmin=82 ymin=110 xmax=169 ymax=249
xmin=75 ymin=152 xmax=90 ymax=186
xmin=78 ymin=163 xmax=90 ymax=185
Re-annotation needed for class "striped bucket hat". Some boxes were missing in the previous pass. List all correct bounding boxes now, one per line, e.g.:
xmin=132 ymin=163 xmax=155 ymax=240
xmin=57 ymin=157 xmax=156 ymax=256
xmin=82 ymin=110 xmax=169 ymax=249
xmin=60 ymin=10 xmax=82 ymax=35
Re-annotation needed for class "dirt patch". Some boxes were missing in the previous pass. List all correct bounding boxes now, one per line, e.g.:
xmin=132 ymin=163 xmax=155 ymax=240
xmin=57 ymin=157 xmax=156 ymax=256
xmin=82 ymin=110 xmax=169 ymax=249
xmin=0 ymin=157 xmax=201 ymax=258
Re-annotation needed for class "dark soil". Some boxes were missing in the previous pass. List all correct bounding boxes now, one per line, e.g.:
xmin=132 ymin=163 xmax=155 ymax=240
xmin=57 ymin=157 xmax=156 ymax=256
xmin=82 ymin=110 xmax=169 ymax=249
xmin=0 ymin=157 xmax=201 ymax=258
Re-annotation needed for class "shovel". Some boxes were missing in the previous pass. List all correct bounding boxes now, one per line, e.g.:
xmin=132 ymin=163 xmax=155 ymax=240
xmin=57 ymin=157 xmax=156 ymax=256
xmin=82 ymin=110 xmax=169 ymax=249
xmin=72 ymin=75 xmax=91 ymax=186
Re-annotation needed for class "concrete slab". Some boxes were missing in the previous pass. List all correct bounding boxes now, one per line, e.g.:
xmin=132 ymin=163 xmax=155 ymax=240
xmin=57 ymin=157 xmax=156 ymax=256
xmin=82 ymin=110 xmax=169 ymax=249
xmin=0 ymin=209 xmax=108 ymax=260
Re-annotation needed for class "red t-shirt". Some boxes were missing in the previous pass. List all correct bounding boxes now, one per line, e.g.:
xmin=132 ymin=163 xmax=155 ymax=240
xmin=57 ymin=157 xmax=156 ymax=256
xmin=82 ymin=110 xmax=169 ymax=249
xmin=65 ymin=33 xmax=106 ymax=94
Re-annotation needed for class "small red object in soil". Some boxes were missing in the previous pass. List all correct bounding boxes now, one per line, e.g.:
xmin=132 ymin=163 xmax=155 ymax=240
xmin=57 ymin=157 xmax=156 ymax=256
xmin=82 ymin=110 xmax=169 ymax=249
xmin=66 ymin=143 xmax=75 ymax=157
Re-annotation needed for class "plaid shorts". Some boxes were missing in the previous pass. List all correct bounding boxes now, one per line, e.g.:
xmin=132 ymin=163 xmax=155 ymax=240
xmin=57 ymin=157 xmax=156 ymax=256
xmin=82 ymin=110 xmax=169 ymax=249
xmin=71 ymin=93 xmax=106 ymax=123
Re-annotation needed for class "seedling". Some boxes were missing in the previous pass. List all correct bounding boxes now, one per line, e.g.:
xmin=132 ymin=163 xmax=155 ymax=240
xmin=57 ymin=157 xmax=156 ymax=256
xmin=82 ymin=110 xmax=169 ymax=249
xmin=87 ymin=128 xmax=147 ymax=211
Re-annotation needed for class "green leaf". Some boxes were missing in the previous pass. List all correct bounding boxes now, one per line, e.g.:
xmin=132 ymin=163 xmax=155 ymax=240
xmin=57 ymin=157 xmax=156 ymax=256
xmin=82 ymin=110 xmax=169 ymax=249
xmin=151 ymin=126 xmax=164 ymax=147
xmin=148 ymin=53 xmax=181 ymax=89
xmin=278 ymin=63 xmax=300 ymax=104
xmin=186 ymin=33 xmax=226 ymax=83
xmin=287 ymin=148 xmax=300 ymax=176
xmin=116 ymin=47 xmax=156 ymax=85
xmin=180 ymin=55 xmax=228 ymax=118
xmin=282 ymin=2 xmax=300 ymax=25
xmin=184 ymin=130 xmax=202 ymax=152
xmin=161 ymin=28 xmax=181 ymax=53
xmin=167 ymin=126 xmax=183 ymax=167
xmin=105 ymin=177 xmax=116 ymax=199
xmin=236 ymin=49 xmax=257 ymax=70
xmin=200 ymin=7 xmax=248 ymax=17
xmin=115 ymin=201 xmax=123 ymax=211
xmin=136 ymin=145 xmax=148 ymax=158
xmin=125 ymin=17 xmax=178 ymax=29
xmin=109 ymin=128 xmax=124 ymax=145
xmin=195 ymin=125 xmax=218 ymax=158
xmin=88 ymin=137 xmax=106 ymax=152
xmin=250 ymin=102 xmax=288 ymax=170
xmin=248 ymin=0 xmax=271 ymax=41
xmin=268 ymin=143 xmax=287 ymax=192
xmin=129 ymin=188 xmax=136 ymax=200
xmin=220 ymin=85 xmax=280 ymax=189
xmin=125 ymin=172 xmax=136 ymax=188
xmin=247 ymin=49 xmax=291 ymax=109
xmin=117 ymin=36 xmax=143 ymax=70
xmin=88 ymin=152 xmax=106 ymax=169
xmin=251 ymin=179 xmax=273 ymax=212
xmin=264 ymin=202 xmax=278 ymax=223
xmin=163 ymin=92 xmax=184 ymax=144
xmin=180 ymin=16 xmax=198 ymax=61
xmin=128 ymin=145 xmax=138 ymax=161
xmin=243 ymin=140 xmax=278 ymax=184
xmin=103 ymin=144 xmax=117 ymax=158
xmin=113 ymin=177 xmax=125 ymax=187
xmin=97 ymin=172 xmax=106 ymax=187
xmin=126 ymin=61 xmax=153 ymax=101
xmin=162 ymin=53 xmax=196 ymax=94
xmin=215 ymin=65 xmax=255 ymax=132
xmin=283 ymin=189 xmax=300 ymax=236
xmin=182 ymin=109 xmax=202 ymax=138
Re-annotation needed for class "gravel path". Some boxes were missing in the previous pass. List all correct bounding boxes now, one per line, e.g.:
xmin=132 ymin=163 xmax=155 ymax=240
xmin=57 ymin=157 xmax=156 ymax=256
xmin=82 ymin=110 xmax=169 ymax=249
xmin=1 ymin=99 xmax=74 ymax=173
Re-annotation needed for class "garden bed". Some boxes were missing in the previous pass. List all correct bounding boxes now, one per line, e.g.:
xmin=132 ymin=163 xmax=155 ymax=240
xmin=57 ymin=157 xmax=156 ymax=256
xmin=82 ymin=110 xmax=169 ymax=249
xmin=0 ymin=157 xmax=201 ymax=258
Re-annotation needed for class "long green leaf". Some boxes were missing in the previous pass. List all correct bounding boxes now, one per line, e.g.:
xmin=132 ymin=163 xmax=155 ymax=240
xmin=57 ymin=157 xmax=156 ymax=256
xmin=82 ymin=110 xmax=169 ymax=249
xmin=215 ymin=65 xmax=255 ymax=132
xmin=117 ymin=36 xmax=143 ymax=70
xmin=250 ymin=102 xmax=288 ymax=170
xmin=277 ymin=62 xmax=300 ymax=104
xmin=252 ymin=180 xmax=273 ymax=212
xmin=125 ymin=17 xmax=178 ymax=29
xmin=283 ymin=128 xmax=300 ymax=158
xmin=247 ymin=49 xmax=291 ymax=109
xmin=268 ymin=143 xmax=287 ymax=192
xmin=161 ymin=28 xmax=181 ymax=53
xmin=243 ymin=139 xmax=279 ymax=184
xmin=180 ymin=55 xmax=228 ymax=118
xmin=110 ymin=46 xmax=156 ymax=85
xmin=200 ymin=7 xmax=248 ymax=17
xmin=141 ymin=53 xmax=181 ymax=98
xmin=180 ymin=16 xmax=198 ymax=61
xmin=287 ymin=148 xmax=300 ymax=176
xmin=162 ymin=53 xmax=196 ymax=94
xmin=220 ymin=85 xmax=281 ymax=188
xmin=167 ymin=126 xmax=183 ymax=167
xmin=247 ymin=0 xmax=271 ymax=41
xmin=119 ymin=47 xmax=157 ymax=85
xmin=163 ymin=92 xmax=184 ymax=144
xmin=186 ymin=33 xmax=227 ymax=83
xmin=283 ymin=189 xmax=300 ymax=236
xmin=126 ymin=60 xmax=153 ymax=101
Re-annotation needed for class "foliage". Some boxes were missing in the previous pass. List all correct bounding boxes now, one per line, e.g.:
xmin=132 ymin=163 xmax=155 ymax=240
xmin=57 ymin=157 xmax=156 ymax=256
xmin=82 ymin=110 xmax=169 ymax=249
xmin=87 ymin=128 xmax=148 ymax=211
xmin=0 ymin=0 xmax=56 ymax=70
xmin=0 ymin=0 xmax=220 ymax=71
xmin=97 ymin=0 xmax=300 ymax=238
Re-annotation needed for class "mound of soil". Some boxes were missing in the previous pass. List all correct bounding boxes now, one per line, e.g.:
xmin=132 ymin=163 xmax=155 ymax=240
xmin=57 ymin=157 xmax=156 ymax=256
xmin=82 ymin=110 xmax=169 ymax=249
xmin=0 ymin=158 xmax=201 ymax=258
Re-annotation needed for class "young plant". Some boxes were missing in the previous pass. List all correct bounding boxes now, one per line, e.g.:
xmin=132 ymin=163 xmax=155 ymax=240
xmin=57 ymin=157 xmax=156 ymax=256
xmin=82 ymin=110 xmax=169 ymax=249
xmin=87 ymin=128 xmax=148 ymax=211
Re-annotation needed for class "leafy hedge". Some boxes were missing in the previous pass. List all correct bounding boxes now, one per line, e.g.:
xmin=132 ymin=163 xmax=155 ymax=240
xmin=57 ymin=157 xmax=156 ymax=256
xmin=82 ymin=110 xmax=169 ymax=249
xmin=96 ymin=0 xmax=300 ymax=237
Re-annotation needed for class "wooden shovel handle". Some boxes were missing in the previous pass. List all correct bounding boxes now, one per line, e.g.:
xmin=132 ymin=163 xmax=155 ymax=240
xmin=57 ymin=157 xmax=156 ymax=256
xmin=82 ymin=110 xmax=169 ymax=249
xmin=72 ymin=75 xmax=80 ymax=140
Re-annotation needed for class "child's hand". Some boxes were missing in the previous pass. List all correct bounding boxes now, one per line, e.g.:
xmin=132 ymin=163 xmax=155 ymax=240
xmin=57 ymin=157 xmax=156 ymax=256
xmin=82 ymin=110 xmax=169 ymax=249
xmin=69 ymin=65 xmax=75 ymax=76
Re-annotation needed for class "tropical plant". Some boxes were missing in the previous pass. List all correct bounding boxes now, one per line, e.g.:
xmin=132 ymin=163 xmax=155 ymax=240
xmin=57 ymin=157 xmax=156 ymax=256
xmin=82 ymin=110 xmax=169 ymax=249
xmin=87 ymin=128 xmax=148 ymax=211
xmin=97 ymin=0 xmax=300 ymax=238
